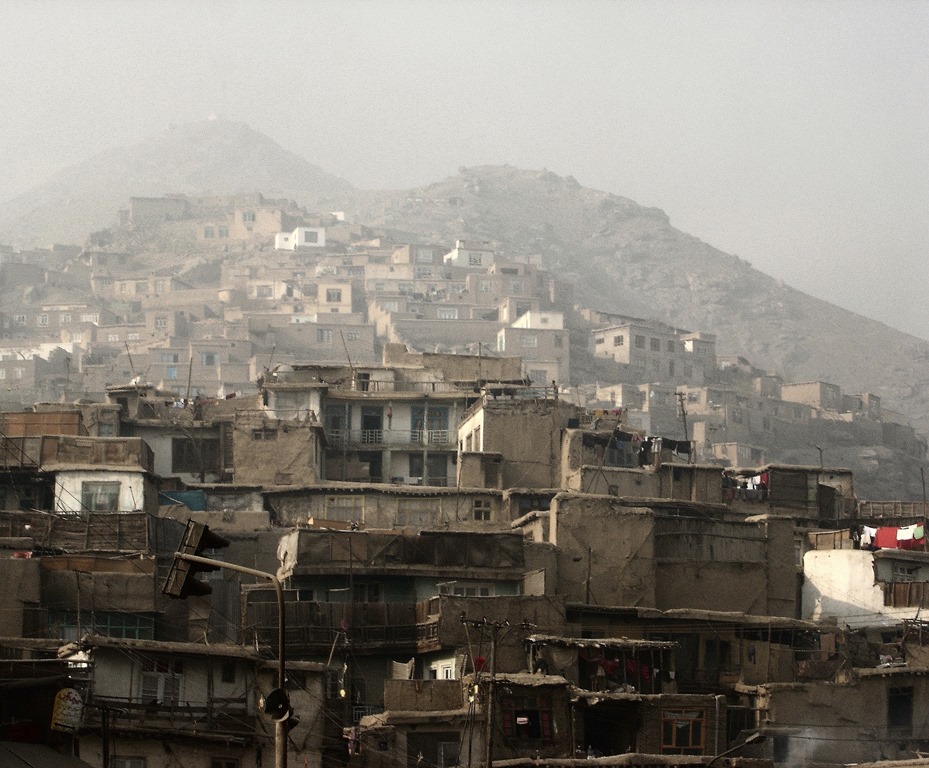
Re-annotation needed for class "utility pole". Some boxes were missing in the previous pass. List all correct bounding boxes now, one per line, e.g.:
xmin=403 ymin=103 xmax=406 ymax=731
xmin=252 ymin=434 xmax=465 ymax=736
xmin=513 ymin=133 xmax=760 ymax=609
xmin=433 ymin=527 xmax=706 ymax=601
xmin=585 ymin=546 xmax=593 ymax=605
xmin=676 ymin=391 xmax=689 ymax=444
xmin=461 ymin=616 xmax=508 ymax=768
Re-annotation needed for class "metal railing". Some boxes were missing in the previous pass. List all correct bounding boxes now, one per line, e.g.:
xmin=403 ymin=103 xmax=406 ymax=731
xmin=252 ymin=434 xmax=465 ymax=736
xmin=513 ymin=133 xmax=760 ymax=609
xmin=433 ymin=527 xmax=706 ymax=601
xmin=327 ymin=428 xmax=454 ymax=448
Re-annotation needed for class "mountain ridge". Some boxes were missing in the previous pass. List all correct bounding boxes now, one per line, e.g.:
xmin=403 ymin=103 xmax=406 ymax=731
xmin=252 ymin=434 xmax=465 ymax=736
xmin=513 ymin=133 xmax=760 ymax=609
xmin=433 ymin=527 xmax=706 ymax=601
xmin=2 ymin=122 xmax=927 ymax=450
xmin=0 ymin=118 xmax=353 ymax=247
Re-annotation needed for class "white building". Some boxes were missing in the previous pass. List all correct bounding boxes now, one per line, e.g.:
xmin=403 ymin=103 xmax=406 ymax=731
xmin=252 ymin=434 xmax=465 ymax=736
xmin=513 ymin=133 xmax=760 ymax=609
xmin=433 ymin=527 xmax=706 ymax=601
xmin=275 ymin=226 xmax=326 ymax=250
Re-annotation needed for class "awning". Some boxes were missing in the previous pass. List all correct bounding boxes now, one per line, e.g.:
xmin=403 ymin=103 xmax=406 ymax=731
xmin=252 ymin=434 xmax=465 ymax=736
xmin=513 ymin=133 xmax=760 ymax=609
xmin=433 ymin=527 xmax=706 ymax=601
xmin=0 ymin=742 xmax=94 ymax=768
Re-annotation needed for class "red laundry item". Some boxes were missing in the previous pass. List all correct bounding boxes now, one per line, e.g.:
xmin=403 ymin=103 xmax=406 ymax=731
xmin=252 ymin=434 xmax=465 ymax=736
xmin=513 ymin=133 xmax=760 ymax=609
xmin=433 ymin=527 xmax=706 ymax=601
xmin=874 ymin=527 xmax=900 ymax=549
xmin=898 ymin=537 xmax=925 ymax=551
xmin=625 ymin=659 xmax=639 ymax=677
xmin=639 ymin=665 xmax=651 ymax=682
xmin=600 ymin=659 xmax=620 ymax=676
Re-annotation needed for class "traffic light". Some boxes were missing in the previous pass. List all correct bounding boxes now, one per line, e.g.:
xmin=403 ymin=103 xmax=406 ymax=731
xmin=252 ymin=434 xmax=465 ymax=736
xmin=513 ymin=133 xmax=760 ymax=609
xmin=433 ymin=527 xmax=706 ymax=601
xmin=163 ymin=519 xmax=230 ymax=598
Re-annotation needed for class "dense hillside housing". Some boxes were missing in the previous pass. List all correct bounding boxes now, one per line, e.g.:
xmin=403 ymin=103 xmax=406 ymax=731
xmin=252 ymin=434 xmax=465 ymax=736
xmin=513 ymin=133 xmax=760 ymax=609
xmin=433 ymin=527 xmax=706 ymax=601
xmin=2 ymin=192 xmax=929 ymax=768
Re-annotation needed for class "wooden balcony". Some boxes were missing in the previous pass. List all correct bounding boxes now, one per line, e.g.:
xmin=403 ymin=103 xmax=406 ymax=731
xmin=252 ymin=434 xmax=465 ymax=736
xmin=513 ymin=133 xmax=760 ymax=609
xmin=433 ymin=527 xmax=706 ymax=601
xmin=88 ymin=695 xmax=257 ymax=741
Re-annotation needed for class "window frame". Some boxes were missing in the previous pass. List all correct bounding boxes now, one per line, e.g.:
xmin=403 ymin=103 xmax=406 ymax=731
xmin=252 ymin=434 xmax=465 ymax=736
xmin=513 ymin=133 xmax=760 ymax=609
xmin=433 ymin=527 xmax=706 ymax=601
xmin=81 ymin=481 xmax=121 ymax=512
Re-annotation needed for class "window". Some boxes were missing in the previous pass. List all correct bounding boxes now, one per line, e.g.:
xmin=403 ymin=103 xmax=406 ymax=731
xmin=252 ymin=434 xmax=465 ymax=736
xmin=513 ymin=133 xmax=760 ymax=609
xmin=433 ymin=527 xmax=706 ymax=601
xmin=127 ymin=333 xmax=140 ymax=341
xmin=60 ymin=314 xmax=71 ymax=324
xmin=650 ymin=337 xmax=661 ymax=352
xmin=141 ymin=658 xmax=183 ymax=706
xmin=439 ymin=581 xmax=493 ymax=597
xmin=661 ymin=708 xmax=706 ymax=755
xmin=520 ymin=335 xmax=538 ymax=348
xmin=651 ymin=360 xmax=660 ymax=372
xmin=416 ymin=248 xmax=433 ymax=262
xmin=893 ymin=563 xmax=921 ymax=582
xmin=155 ymin=316 xmax=167 ymax=329
xmin=220 ymin=662 xmax=237 ymax=684
xmin=120 ymin=283 xmax=129 ymax=293
xmin=888 ymin=687 xmax=913 ymax=732
xmin=81 ymin=481 xmax=120 ymax=512
xmin=326 ymin=288 xmax=343 ymax=303
xmin=479 ymin=280 xmax=492 ymax=293
xmin=731 ymin=409 xmax=743 ymax=424
xmin=204 ymin=226 xmax=214 ymax=238
xmin=500 ymin=694 xmax=553 ymax=743
xmin=108 ymin=333 xmax=120 ymax=342
xmin=161 ymin=352 xmax=179 ymax=363
xmin=48 ymin=610 xmax=153 ymax=640
xmin=353 ymin=582 xmax=382 ymax=603
xmin=468 ymin=253 xmax=482 ymax=266
xmin=635 ymin=335 xmax=646 ymax=349
xmin=13 ymin=315 xmax=25 ymax=325
xmin=112 ymin=758 xmax=146 ymax=768
xmin=243 ymin=211 xmax=256 ymax=223
xmin=256 ymin=284 xmax=273 ymax=298
xmin=304 ymin=230 xmax=319 ymax=244
xmin=37 ymin=314 xmax=49 ymax=327
xmin=416 ymin=267 xmax=434 ymax=278
xmin=595 ymin=337 xmax=604 ymax=345
xmin=510 ymin=281 xmax=523 ymax=293
xmin=171 ymin=438 xmax=221 ymax=474
xmin=200 ymin=352 xmax=217 ymax=367
xmin=0 ymin=370 xmax=5 ymax=380
xmin=668 ymin=360 xmax=675 ymax=376
xmin=218 ymin=225 xmax=229 ymax=238
xmin=166 ymin=366 xmax=178 ymax=380
xmin=346 ymin=331 xmax=361 ymax=341
xmin=473 ymin=499 xmax=492 ymax=521
xmin=437 ymin=307 xmax=458 ymax=320
xmin=252 ymin=428 xmax=278 ymax=441
xmin=81 ymin=313 xmax=100 ymax=324
xmin=667 ymin=340 xmax=675 ymax=352
xmin=317 ymin=329 xmax=333 ymax=343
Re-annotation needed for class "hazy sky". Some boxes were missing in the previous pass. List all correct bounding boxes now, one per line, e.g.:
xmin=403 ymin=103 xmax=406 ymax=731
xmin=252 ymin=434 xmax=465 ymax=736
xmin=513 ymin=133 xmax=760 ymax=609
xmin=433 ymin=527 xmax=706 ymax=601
xmin=2 ymin=0 xmax=927 ymax=337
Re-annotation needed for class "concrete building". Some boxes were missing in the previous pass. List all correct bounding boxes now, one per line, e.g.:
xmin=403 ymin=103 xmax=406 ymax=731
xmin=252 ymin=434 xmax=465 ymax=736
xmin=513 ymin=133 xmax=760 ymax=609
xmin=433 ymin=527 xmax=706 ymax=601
xmin=275 ymin=225 xmax=327 ymax=250
xmin=592 ymin=321 xmax=716 ymax=384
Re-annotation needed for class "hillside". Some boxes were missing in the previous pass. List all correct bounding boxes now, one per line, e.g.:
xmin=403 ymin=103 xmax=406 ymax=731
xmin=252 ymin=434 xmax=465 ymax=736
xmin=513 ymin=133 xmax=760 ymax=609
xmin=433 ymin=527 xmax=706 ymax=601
xmin=1 ymin=127 xmax=927 ymax=497
xmin=351 ymin=165 xmax=929 ymax=438
xmin=0 ymin=118 xmax=353 ymax=247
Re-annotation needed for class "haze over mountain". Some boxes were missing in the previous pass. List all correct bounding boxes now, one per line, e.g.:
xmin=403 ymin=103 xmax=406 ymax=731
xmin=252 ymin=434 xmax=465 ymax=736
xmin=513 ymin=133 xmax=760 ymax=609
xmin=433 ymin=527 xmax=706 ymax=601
xmin=0 ymin=119 xmax=352 ymax=247
xmin=3 ymin=119 xmax=928 ymax=454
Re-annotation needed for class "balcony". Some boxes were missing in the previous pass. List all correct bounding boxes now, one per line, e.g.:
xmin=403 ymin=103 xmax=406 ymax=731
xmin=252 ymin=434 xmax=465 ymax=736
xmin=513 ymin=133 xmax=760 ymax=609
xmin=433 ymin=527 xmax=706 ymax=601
xmin=345 ymin=380 xmax=461 ymax=394
xmin=87 ymin=695 xmax=256 ymax=740
xmin=327 ymin=428 xmax=454 ymax=449
xmin=248 ymin=595 xmax=559 ymax=656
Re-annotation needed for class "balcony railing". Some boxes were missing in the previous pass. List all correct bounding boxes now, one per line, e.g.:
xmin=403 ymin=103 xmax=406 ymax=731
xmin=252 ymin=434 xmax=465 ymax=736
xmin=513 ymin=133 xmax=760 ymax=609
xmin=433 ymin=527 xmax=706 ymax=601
xmin=88 ymin=695 xmax=255 ymax=737
xmin=327 ymin=428 xmax=454 ymax=448
xmin=347 ymin=380 xmax=461 ymax=394
xmin=248 ymin=600 xmax=442 ymax=654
